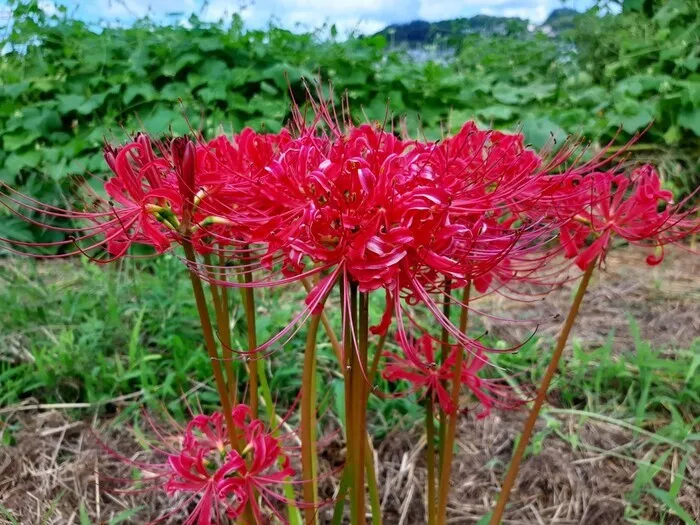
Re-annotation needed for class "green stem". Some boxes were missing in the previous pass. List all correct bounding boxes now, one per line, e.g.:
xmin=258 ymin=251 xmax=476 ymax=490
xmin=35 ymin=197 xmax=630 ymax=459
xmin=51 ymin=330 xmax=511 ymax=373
xmin=437 ymin=279 xmax=452 ymax=473
xmin=202 ymin=252 xmax=237 ymax=408
xmin=242 ymin=270 xmax=259 ymax=419
xmin=349 ymin=291 xmax=369 ymax=525
xmin=436 ymin=284 xmax=471 ymax=525
xmin=331 ymin=470 xmax=351 ymax=525
xmin=218 ymin=250 xmax=238 ymax=406
xmin=365 ymin=435 xmax=382 ymax=525
xmin=182 ymin=241 xmax=240 ymax=449
xmin=302 ymin=276 xmax=343 ymax=365
xmin=182 ymin=241 xmax=256 ymax=525
xmin=489 ymin=260 xmax=596 ymax=525
xmin=257 ymin=359 xmax=302 ymax=525
xmin=301 ymin=314 xmax=323 ymax=525
xmin=425 ymin=398 xmax=437 ymax=525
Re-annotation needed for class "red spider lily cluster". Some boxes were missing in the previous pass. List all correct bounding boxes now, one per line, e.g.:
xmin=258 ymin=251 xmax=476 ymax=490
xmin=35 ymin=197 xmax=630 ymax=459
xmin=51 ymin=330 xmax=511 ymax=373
xmin=2 ymin=94 xmax=698 ymax=524
xmin=113 ymin=406 xmax=295 ymax=525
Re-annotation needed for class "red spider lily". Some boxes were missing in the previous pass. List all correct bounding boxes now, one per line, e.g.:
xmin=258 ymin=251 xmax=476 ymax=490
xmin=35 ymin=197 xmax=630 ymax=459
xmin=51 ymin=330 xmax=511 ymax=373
xmin=382 ymin=333 xmax=457 ymax=414
xmin=101 ymin=406 xmax=296 ymax=525
xmin=447 ymin=349 xmax=526 ymax=418
xmin=560 ymin=166 xmax=699 ymax=269
xmin=218 ymin=423 xmax=296 ymax=524
xmin=382 ymin=332 xmax=525 ymax=417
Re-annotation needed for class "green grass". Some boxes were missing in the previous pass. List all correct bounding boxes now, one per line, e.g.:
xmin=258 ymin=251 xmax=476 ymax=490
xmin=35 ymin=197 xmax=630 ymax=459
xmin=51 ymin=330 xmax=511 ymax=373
xmin=1 ymin=256 xmax=698 ymax=522
xmin=2 ymin=255 xmax=698 ymax=427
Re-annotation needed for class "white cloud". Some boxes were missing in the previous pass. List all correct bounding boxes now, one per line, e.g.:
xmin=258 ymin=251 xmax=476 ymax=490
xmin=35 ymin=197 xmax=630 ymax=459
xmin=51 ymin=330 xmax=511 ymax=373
xmin=39 ymin=1 xmax=59 ymax=16
xmin=481 ymin=5 xmax=550 ymax=23
xmin=77 ymin=0 xmax=595 ymax=32
xmin=418 ymin=0 xmax=586 ymax=23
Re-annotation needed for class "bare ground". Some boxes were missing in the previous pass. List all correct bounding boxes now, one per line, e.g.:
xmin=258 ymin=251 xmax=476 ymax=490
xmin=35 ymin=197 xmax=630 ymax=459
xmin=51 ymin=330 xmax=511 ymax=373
xmin=1 ymin=247 xmax=698 ymax=524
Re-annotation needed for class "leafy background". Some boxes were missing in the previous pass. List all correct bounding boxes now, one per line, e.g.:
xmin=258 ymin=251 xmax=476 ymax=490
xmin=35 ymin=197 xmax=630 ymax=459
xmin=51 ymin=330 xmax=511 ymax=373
xmin=0 ymin=0 xmax=699 ymax=247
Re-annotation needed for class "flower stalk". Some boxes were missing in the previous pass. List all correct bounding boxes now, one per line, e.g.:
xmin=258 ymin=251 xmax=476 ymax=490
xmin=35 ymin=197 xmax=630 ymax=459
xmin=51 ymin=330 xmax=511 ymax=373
xmin=301 ymin=313 xmax=322 ymax=524
xmin=437 ymin=279 xmax=452 ymax=473
xmin=242 ymin=271 xmax=259 ymax=419
xmin=425 ymin=397 xmax=437 ymax=525
xmin=202 ymin=252 xmax=237 ymax=407
xmin=349 ymin=290 xmax=370 ymax=524
xmin=182 ymin=240 xmax=240 ymax=450
xmin=488 ymin=260 xmax=597 ymax=524
xmin=437 ymin=283 xmax=471 ymax=525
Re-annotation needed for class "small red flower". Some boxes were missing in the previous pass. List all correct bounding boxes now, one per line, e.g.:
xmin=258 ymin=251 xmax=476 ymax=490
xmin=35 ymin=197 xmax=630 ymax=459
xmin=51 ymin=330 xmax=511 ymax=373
xmin=382 ymin=333 xmax=456 ymax=414
xmin=559 ymin=166 xmax=697 ymax=269
xmin=103 ymin=406 xmax=295 ymax=525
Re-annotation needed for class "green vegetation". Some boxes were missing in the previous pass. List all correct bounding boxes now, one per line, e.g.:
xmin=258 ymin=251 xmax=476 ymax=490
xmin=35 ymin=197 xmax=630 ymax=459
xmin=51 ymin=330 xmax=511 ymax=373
xmin=1 ymin=0 xmax=699 ymax=248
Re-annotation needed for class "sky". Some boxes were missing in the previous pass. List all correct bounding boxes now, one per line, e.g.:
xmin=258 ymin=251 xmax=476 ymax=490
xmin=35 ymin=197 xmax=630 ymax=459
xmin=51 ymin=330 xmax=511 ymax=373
xmin=26 ymin=0 xmax=596 ymax=35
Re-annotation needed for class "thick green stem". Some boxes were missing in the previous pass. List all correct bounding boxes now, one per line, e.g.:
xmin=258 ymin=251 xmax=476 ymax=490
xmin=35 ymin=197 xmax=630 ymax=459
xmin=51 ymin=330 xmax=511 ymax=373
xmin=257 ymin=359 xmax=302 ymax=525
xmin=242 ymin=271 xmax=259 ymax=419
xmin=489 ymin=261 xmax=596 ymax=525
xmin=183 ymin=242 xmax=256 ymax=525
xmin=436 ymin=284 xmax=471 ymax=525
xmin=331 ymin=469 xmax=351 ymax=525
xmin=202 ymin=253 xmax=237 ymax=408
xmin=218 ymin=250 xmax=237 ymax=406
xmin=302 ymin=277 xmax=343 ymax=364
xmin=437 ymin=279 xmax=452 ymax=473
xmin=365 ymin=435 xmax=382 ymax=525
xmin=301 ymin=314 xmax=323 ymax=525
xmin=425 ymin=398 xmax=437 ymax=525
xmin=349 ymin=291 xmax=369 ymax=524
xmin=182 ymin=242 xmax=240 ymax=449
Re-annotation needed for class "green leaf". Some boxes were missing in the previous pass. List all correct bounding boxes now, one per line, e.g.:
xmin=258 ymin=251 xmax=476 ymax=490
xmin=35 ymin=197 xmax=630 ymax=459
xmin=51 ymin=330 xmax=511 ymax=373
xmin=476 ymin=105 xmax=515 ymax=121
xmin=57 ymin=94 xmax=87 ymax=114
xmin=123 ymin=84 xmax=157 ymax=105
xmin=491 ymin=83 xmax=520 ymax=104
xmin=160 ymin=82 xmax=189 ymax=101
xmin=678 ymin=108 xmax=700 ymax=135
xmin=521 ymin=116 xmax=567 ymax=149
xmin=647 ymin=488 xmax=695 ymax=525
xmin=108 ymin=507 xmax=144 ymax=524
xmin=79 ymin=503 xmax=91 ymax=525
xmin=162 ymin=53 xmax=200 ymax=77
xmin=3 ymin=150 xmax=42 ymax=174
xmin=198 ymin=84 xmax=229 ymax=103
xmin=663 ymin=125 xmax=682 ymax=145
xmin=1 ymin=81 xmax=31 ymax=100
xmin=0 ymin=218 xmax=36 ymax=243
xmin=2 ymin=133 xmax=40 ymax=152
xmin=142 ymin=108 xmax=180 ymax=135
xmin=199 ymin=59 xmax=229 ymax=79
xmin=623 ymin=0 xmax=644 ymax=11
xmin=196 ymin=37 xmax=225 ymax=52
xmin=615 ymin=107 xmax=655 ymax=134
xmin=527 ymin=82 xmax=557 ymax=102
xmin=77 ymin=94 xmax=106 ymax=115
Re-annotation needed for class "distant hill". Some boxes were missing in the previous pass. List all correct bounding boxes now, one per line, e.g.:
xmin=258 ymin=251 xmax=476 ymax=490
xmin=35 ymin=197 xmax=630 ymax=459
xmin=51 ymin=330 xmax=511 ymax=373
xmin=377 ymin=15 xmax=528 ymax=46
xmin=542 ymin=8 xmax=581 ymax=33
xmin=375 ymin=9 xmax=582 ymax=47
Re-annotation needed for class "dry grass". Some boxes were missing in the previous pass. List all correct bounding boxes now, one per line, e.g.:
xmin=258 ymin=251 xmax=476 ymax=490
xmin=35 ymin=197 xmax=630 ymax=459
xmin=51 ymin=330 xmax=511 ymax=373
xmin=2 ymin=407 xmax=698 ymax=524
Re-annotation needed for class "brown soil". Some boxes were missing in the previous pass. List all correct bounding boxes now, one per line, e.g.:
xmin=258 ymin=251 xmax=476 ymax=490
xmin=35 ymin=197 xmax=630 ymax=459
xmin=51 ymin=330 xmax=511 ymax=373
xmin=2 ymin=407 xmax=698 ymax=524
